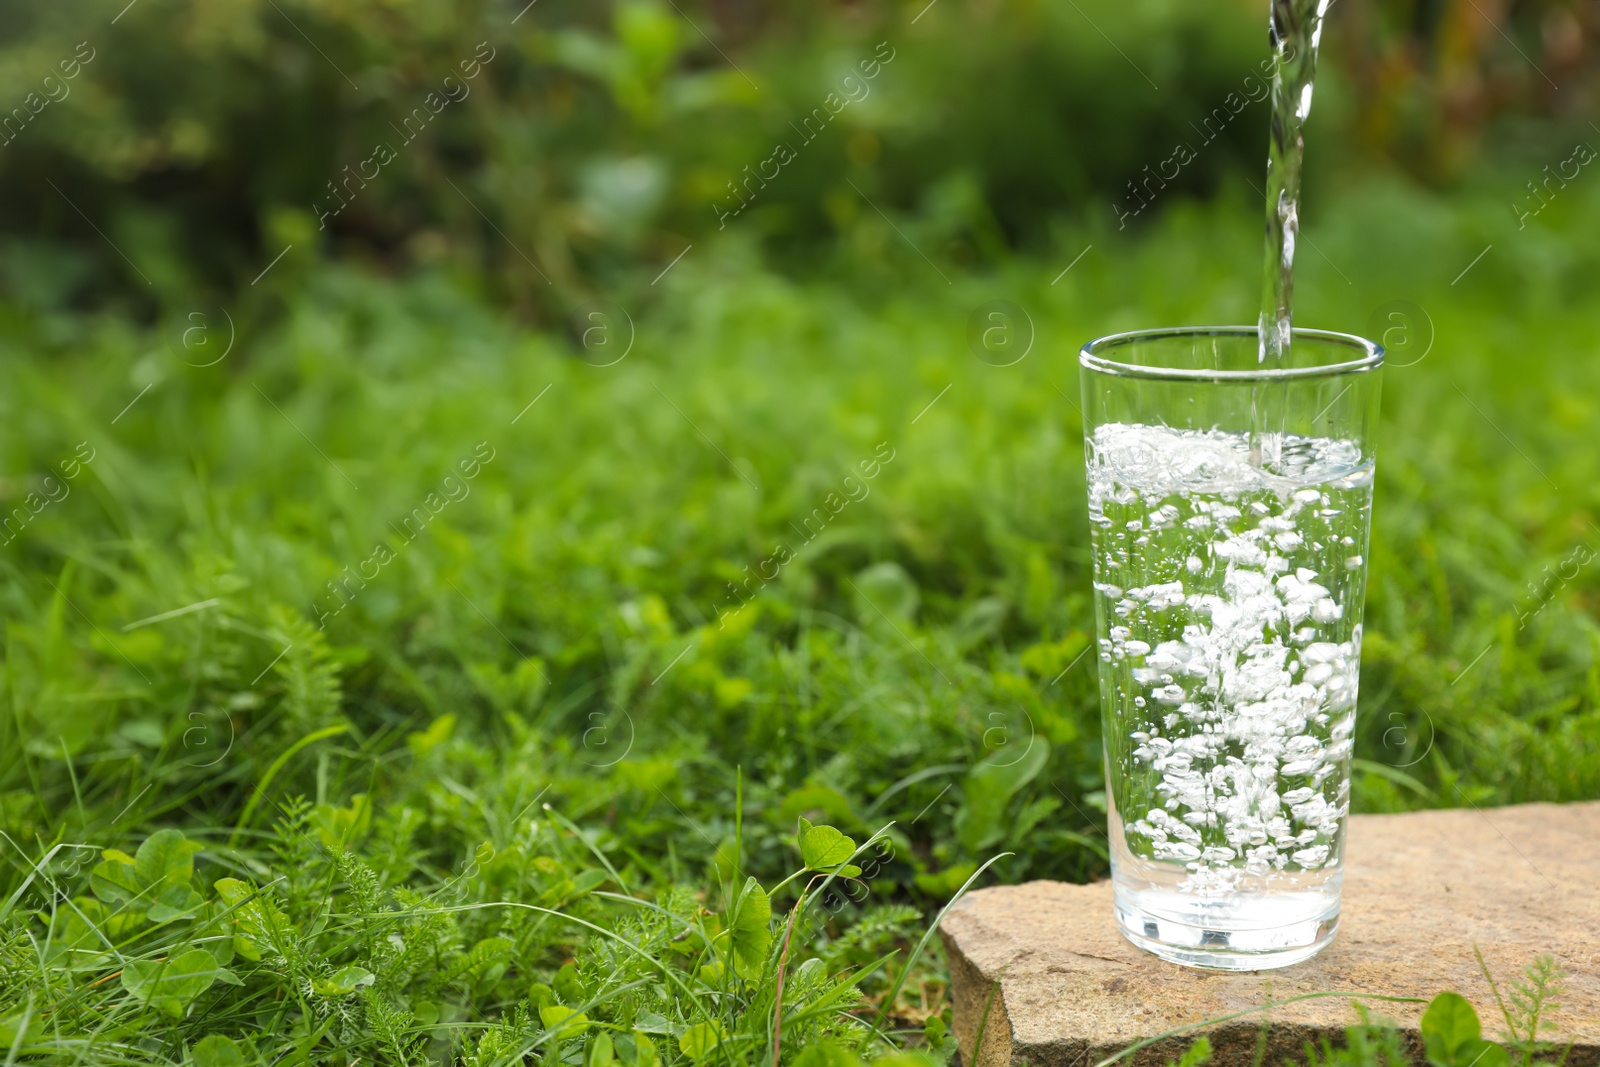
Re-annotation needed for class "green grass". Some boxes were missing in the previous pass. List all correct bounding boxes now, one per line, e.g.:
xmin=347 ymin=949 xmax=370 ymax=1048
xmin=1 ymin=174 xmax=1597 ymax=1063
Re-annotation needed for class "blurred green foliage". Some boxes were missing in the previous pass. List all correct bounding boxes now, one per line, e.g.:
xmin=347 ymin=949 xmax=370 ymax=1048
xmin=3 ymin=0 xmax=1594 ymax=313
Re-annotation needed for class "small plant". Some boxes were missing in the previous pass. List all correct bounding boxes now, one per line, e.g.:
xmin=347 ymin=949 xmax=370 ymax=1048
xmin=1475 ymin=950 xmax=1571 ymax=1067
xmin=1169 ymin=1035 xmax=1213 ymax=1067
xmin=1303 ymin=1006 xmax=1413 ymax=1067
xmin=0 ymin=809 xmax=976 ymax=1065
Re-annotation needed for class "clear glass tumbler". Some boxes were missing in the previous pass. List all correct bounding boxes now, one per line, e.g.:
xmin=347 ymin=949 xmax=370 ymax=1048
xmin=1079 ymin=326 xmax=1383 ymax=970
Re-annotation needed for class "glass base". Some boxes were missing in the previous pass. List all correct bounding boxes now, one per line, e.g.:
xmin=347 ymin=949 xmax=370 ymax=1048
xmin=1114 ymin=890 xmax=1340 ymax=971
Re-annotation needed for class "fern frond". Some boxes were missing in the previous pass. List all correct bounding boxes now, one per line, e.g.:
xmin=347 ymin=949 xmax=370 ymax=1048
xmin=426 ymin=935 xmax=515 ymax=995
xmin=363 ymin=987 xmax=425 ymax=1065
xmin=1508 ymin=956 xmax=1567 ymax=1067
xmin=266 ymin=604 xmax=344 ymax=728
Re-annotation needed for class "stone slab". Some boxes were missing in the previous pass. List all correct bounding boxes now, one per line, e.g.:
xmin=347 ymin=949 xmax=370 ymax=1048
xmin=940 ymin=801 xmax=1600 ymax=1067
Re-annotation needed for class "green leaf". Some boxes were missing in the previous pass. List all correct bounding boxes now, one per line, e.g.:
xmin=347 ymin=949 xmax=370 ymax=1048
xmin=40 ymin=903 xmax=115 ymax=971
xmin=122 ymin=948 xmax=222 ymax=1013
xmin=1172 ymin=1037 xmax=1213 ymax=1067
xmin=212 ymin=877 xmax=289 ymax=952
xmin=191 ymin=1034 xmax=246 ymax=1066
xmin=312 ymin=965 xmax=375 ymax=996
xmin=0 ymin=1011 xmax=39 ymax=1049
xmin=201 ymin=915 xmax=236 ymax=967
xmin=89 ymin=856 xmax=147 ymax=906
xmin=778 ymin=785 xmax=862 ymax=832
xmin=798 ymin=819 xmax=859 ymax=871
xmin=406 ymin=712 xmax=456 ymax=756
xmin=632 ymin=1011 xmax=673 ymax=1035
xmin=923 ymin=1016 xmax=957 ymax=1066
xmin=1423 ymin=992 xmax=1483 ymax=1054
xmin=570 ymin=868 xmax=609 ymax=897
xmin=213 ymin=877 xmax=252 ymax=908
xmin=1427 ymin=991 xmax=1484 ymax=1049
xmin=678 ymin=1022 xmax=726 ymax=1061
xmin=587 ymin=1033 xmax=616 ymax=1067
xmin=540 ymin=1004 xmax=591 ymax=1039
xmin=553 ymin=961 xmax=585 ymax=1004
xmin=628 ymin=1032 xmax=662 ymax=1067
xmin=792 ymin=1040 xmax=867 ymax=1067
xmin=93 ymin=834 xmax=204 ymax=915
xmin=1423 ymin=992 xmax=1509 ymax=1067
xmin=955 ymin=737 xmax=1050 ymax=852
xmin=148 ymin=883 xmax=205 ymax=923
xmin=135 ymin=829 xmax=202 ymax=891
xmin=1454 ymin=1038 xmax=1507 ymax=1067
xmin=728 ymin=876 xmax=772 ymax=980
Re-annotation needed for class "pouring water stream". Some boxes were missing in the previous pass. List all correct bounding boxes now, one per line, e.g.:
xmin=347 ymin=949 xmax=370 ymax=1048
xmin=1252 ymin=0 xmax=1333 ymax=465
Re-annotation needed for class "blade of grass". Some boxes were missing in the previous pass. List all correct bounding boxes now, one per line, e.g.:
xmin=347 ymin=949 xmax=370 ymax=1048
xmin=872 ymin=851 xmax=1012 ymax=1028
xmin=3 ymin=993 xmax=34 ymax=1067
xmin=969 ymin=965 xmax=1008 ymax=1067
xmin=544 ymin=803 xmax=631 ymax=896
xmin=228 ymin=724 xmax=348 ymax=847
xmin=1351 ymin=758 xmax=1437 ymax=800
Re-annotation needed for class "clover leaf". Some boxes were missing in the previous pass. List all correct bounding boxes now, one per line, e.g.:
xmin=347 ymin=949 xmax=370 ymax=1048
xmin=678 ymin=1022 xmax=727 ymax=1061
xmin=91 ymin=829 xmax=204 ymax=919
xmin=1422 ymin=992 xmax=1510 ymax=1067
xmin=312 ymin=965 xmax=375 ymax=996
xmin=190 ymin=1034 xmax=246 ymax=1067
xmin=540 ymin=1004 xmax=591 ymax=1040
xmin=727 ymin=876 xmax=772 ymax=980
xmin=797 ymin=818 xmax=862 ymax=876
xmin=122 ymin=947 xmax=224 ymax=1018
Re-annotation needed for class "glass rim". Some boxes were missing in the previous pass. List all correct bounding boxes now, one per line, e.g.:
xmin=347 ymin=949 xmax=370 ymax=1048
xmin=1079 ymin=326 xmax=1384 ymax=381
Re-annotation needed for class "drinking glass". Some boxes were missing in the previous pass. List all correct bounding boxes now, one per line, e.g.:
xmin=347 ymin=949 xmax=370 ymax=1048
xmin=1079 ymin=326 xmax=1383 ymax=970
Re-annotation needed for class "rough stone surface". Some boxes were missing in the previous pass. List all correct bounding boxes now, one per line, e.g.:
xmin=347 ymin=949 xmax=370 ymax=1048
xmin=940 ymin=801 xmax=1600 ymax=1067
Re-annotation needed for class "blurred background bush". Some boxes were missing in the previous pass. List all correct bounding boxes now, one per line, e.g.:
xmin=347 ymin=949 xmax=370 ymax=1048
xmin=2 ymin=0 xmax=1595 ymax=318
